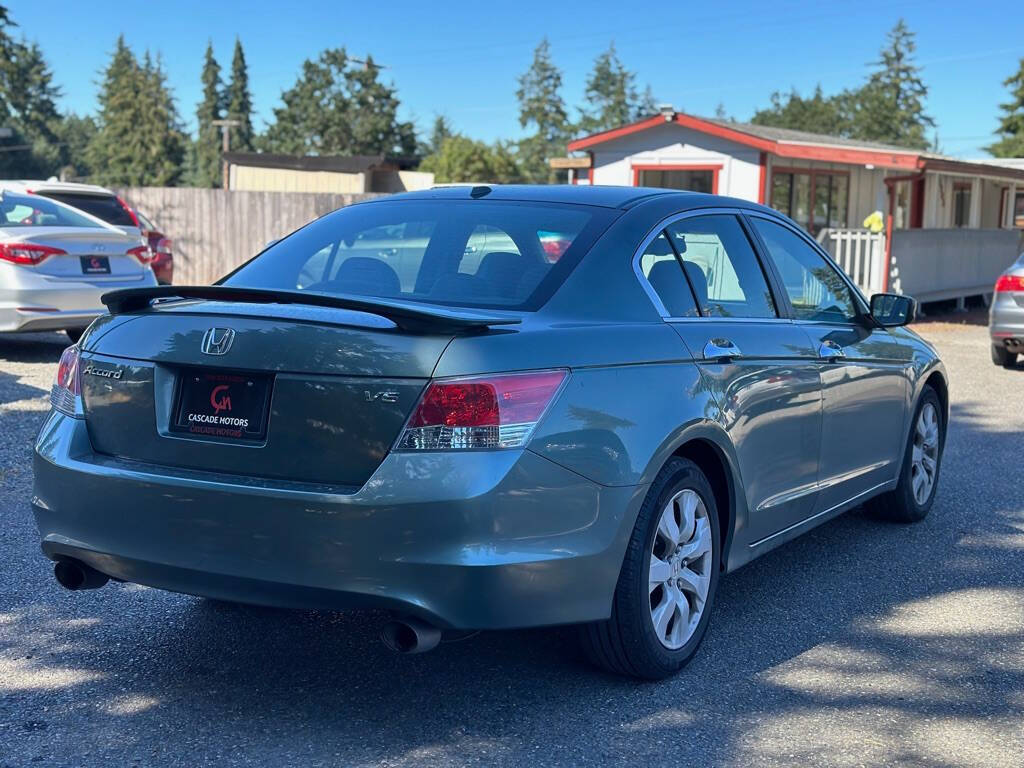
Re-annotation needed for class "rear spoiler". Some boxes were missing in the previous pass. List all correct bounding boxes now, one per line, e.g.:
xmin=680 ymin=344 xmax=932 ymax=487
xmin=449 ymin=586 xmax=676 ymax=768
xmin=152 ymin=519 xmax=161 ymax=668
xmin=101 ymin=285 xmax=522 ymax=334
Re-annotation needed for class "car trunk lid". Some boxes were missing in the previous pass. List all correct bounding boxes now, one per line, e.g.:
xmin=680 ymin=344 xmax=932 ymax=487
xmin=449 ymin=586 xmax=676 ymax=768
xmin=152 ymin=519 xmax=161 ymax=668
xmin=9 ymin=227 xmax=148 ymax=281
xmin=78 ymin=298 xmax=511 ymax=487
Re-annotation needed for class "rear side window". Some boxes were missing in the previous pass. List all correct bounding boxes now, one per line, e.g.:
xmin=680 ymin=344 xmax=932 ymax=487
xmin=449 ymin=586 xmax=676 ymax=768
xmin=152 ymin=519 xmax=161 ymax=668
xmin=226 ymin=200 xmax=614 ymax=311
xmin=36 ymin=192 xmax=136 ymax=226
xmin=639 ymin=232 xmax=698 ymax=317
xmin=0 ymin=192 xmax=103 ymax=228
xmin=666 ymin=215 xmax=776 ymax=319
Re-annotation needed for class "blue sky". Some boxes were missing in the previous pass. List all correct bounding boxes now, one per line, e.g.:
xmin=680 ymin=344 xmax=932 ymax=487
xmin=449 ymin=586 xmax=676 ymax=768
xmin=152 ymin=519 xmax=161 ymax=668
xmin=6 ymin=0 xmax=1023 ymax=157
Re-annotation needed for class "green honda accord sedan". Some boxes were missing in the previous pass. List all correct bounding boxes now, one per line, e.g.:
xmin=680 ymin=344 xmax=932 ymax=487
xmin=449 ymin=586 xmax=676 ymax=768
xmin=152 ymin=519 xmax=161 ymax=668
xmin=32 ymin=184 xmax=947 ymax=679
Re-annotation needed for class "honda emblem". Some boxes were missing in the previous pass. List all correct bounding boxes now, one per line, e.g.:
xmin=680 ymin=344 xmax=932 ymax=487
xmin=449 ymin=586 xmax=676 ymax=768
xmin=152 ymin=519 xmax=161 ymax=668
xmin=201 ymin=327 xmax=235 ymax=356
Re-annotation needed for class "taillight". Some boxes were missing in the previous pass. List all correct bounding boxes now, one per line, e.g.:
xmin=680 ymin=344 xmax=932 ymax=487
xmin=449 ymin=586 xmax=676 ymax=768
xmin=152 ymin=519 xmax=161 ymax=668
xmin=995 ymin=274 xmax=1024 ymax=293
xmin=51 ymin=345 xmax=82 ymax=417
xmin=127 ymin=244 xmax=154 ymax=264
xmin=0 ymin=242 xmax=66 ymax=265
xmin=155 ymin=237 xmax=172 ymax=255
xmin=395 ymin=370 xmax=567 ymax=450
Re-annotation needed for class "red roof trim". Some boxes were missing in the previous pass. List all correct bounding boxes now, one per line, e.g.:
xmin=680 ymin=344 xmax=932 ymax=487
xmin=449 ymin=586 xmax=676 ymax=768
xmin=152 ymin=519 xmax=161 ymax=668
xmin=568 ymin=112 xmax=924 ymax=171
xmin=567 ymin=115 xmax=668 ymax=151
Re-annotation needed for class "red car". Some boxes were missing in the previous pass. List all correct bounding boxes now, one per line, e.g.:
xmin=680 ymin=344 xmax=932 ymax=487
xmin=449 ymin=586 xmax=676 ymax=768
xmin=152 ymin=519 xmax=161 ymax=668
xmin=134 ymin=210 xmax=173 ymax=285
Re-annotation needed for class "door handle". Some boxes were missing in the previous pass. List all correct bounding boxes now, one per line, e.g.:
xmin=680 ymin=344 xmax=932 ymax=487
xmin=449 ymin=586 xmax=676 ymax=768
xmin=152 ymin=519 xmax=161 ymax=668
xmin=703 ymin=338 xmax=742 ymax=361
xmin=818 ymin=340 xmax=845 ymax=361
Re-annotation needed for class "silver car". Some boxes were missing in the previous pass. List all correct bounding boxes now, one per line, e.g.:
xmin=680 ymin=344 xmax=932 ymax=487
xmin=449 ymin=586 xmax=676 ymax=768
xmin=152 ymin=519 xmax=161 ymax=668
xmin=0 ymin=188 xmax=157 ymax=342
xmin=990 ymin=252 xmax=1024 ymax=367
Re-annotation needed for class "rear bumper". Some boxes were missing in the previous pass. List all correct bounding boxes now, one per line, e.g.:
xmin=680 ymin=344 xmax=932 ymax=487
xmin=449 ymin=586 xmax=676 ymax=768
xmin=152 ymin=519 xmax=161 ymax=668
xmin=32 ymin=411 xmax=645 ymax=629
xmin=0 ymin=271 xmax=154 ymax=332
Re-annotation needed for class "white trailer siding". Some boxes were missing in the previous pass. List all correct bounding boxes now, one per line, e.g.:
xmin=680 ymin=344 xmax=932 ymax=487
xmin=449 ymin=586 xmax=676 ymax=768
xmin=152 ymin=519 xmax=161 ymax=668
xmin=588 ymin=123 xmax=762 ymax=201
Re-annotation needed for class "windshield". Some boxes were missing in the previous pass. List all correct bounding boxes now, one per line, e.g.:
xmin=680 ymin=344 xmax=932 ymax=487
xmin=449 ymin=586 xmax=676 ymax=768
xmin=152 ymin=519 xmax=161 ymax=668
xmin=223 ymin=199 xmax=614 ymax=311
xmin=0 ymin=191 xmax=107 ymax=228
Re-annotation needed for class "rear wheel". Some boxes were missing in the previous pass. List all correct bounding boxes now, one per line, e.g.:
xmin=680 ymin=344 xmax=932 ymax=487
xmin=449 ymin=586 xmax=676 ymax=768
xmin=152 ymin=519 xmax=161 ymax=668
xmin=991 ymin=344 xmax=1017 ymax=368
xmin=580 ymin=457 xmax=720 ymax=679
xmin=866 ymin=387 xmax=943 ymax=523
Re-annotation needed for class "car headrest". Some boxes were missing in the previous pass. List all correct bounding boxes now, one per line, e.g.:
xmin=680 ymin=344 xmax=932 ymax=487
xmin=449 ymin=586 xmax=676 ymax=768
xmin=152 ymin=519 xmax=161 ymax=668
xmin=683 ymin=262 xmax=708 ymax=308
xmin=332 ymin=257 xmax=401 ymax=296
xmin=476 ymin=251 xmax=541 ymax=300
xmin=429 ymin=272 xmax=487 ymax=300
xmin=648 ymin=260 xmax=695 ymax=317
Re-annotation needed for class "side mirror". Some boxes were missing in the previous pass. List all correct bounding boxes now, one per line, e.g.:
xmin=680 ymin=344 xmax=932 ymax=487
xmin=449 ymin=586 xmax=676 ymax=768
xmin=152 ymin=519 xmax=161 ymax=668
xmin=870 ymin=293 xmax=917 ymax=327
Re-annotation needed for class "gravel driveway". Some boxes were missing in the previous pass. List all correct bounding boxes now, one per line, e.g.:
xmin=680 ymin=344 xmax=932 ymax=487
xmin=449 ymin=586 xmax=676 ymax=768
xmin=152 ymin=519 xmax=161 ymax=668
xmin=1 ymin=323 xmax=1021 ymax=767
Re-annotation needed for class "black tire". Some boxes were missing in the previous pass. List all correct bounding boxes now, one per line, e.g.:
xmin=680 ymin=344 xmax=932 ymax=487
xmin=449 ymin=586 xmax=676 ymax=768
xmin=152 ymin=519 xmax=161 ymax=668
xmin=65 ymin=328 xmax=84 ymax=344
xmin=866 ymin=387 xmax=944 ymax=523
xmin=580 ymin=457 xmax=721 ymax=680
xmin=991 ymin=344 xmax=1017 ymax=368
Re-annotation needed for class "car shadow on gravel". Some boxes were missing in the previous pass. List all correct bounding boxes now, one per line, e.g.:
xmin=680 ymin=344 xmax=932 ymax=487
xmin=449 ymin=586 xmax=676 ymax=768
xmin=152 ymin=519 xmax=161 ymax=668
xmin=1 ymin=403 xmax=1022 ymax=766
xmin=0 ymin=331 xmax=68 ymax=365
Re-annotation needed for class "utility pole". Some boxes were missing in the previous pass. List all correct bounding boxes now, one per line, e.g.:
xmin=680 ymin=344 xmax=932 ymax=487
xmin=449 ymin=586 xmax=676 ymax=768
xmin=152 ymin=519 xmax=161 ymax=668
xmin=349 ymin=58 xmax=386 ymax=71
xmin=211 ymin=119 xmax=241 ymax=189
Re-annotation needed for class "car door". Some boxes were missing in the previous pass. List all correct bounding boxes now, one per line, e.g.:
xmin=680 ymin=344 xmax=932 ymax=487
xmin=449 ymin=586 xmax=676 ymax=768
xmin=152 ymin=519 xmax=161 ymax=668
xmin=643 ymin=211 xmax=823 ymax=544
xmin=746 ymin=213 xmax=911 ymax=514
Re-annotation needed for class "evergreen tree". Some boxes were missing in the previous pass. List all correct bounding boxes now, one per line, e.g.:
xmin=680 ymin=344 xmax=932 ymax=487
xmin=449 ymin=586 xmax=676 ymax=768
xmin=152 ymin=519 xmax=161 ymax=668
xmin=419 ymin=135 xmax=521 ymax=183
xmin=0 ymin=7 xmax=63 ymax=177
xmin=852 ymin=19 xmax=934 ymax=149
xmin=88 ymin=38 xmax=185 ymax=186
xmin=635 ymin=85 xmax=658 ymax=119
xmin=751 ymin=85 xmax=852 ymax=136
xmin=516 ymin=38 xmax=569 ymax=183
xmin=578 ymin=42 xmax=636 ymax=134
xmin=194 ymin=41 xmax=224 ymax=187
xmin=262 ymin=48 xmax=415 ymax=157
xmin=427 ymin=114 xmax=453 ymax=155
xmin=225 ymin=37 xmax=254 ymax=151
xmin=54 ymin=113 xmax=98 ymax=179
xmin=140 ymin=53 xmax=186 ymax=185
xmin=0 ymin=4 xmax=16 ymax=127
xmin=987 ymin=57 xmax=1024 ymax=158
xmin=345 ymin=55 xmax=417 ymax=156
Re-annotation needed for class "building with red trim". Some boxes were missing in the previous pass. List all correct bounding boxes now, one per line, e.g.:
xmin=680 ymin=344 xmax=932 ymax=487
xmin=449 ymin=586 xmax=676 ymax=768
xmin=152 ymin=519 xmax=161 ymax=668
xmin=558 ymin=108 xmax=1024 ymax=301
xmin=563 ymin=108 xmax=1024 ymax=235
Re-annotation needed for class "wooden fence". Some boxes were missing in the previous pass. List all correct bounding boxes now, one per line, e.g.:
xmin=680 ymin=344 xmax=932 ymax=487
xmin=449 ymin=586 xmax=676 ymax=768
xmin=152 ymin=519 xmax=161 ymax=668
xmin=114 ymin=187 xmax=380 ymax=285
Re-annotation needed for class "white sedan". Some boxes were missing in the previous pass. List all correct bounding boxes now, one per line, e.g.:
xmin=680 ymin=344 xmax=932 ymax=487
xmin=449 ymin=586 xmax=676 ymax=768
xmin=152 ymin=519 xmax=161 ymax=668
xmin=0 ymin=188 xmax=157 ymax=342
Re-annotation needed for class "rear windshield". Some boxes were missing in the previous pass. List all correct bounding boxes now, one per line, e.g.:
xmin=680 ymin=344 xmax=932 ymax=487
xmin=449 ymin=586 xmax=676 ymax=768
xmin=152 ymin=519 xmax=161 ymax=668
xmin=0 ymin=191 xmax=105 ymax=228
xmin=36 ymin=192 xmax=136 ymax=226
xmin=223 ymin=200 xmax=614 ymax=310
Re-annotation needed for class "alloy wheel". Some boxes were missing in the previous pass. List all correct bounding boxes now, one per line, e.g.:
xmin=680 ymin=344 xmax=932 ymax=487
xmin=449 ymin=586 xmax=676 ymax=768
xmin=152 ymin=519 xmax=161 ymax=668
xmin=648 ymin=488 xmax=713 ymax=650
xmin=911 ymin=402 xmax=940 ymax=505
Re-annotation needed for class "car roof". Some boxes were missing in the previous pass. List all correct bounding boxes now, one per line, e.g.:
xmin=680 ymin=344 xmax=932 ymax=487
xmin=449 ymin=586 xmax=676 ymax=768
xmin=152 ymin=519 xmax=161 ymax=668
xmin=4 ymin=180 xmax=116 ymax=197
xmin=372 ymin=184 xmax=773 ymax=212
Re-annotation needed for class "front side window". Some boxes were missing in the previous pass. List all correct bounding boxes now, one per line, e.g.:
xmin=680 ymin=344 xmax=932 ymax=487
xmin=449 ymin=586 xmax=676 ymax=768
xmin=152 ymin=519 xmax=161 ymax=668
xmin=666 ymin=215 xmax=776 ymax=319
xmin=224 ymin=200 xmax=614 ymax=311
xmin=751 ymin=217 xmax=859 ymax=323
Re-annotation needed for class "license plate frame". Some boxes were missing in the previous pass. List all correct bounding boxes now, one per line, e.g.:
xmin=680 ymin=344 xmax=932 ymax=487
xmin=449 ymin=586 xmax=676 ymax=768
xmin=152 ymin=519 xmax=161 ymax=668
xmin=80 ymin=255 xmax=111 ymax=275
xmin=171 ymin=369 xmax=273 ymax=442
